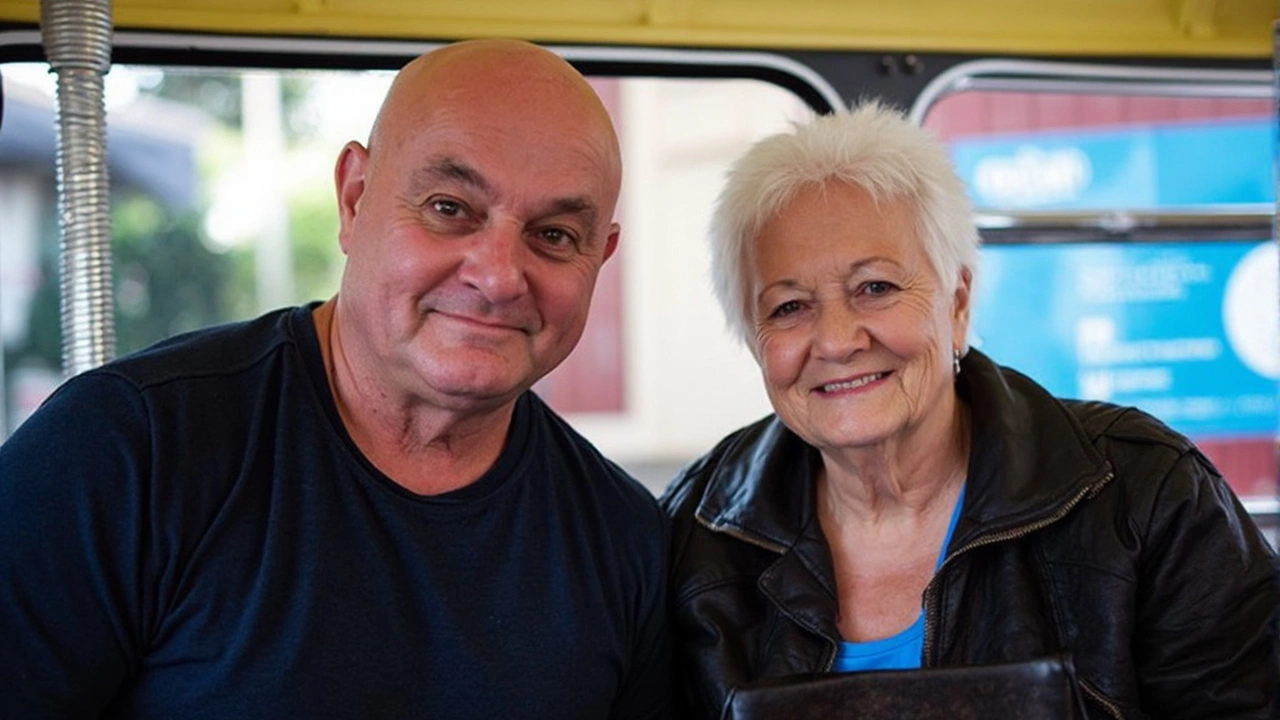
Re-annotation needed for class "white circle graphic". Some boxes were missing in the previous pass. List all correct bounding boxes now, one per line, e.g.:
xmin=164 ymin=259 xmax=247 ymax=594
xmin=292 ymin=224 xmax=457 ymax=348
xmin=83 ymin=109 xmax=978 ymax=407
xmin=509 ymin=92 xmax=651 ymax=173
xmin=1222 ymin=242 xmax=1280 ymax=380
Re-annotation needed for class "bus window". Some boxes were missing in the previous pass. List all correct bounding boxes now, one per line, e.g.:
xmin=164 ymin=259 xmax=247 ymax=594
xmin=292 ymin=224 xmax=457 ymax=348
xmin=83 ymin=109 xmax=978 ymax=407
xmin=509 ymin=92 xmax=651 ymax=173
xmin=0 ymin=62 xmax=810 ymax=493
xmin=919 ymin=87 xmax=1278 ymax=538
xmin=0 ymin=64 xmax=392 ymax=433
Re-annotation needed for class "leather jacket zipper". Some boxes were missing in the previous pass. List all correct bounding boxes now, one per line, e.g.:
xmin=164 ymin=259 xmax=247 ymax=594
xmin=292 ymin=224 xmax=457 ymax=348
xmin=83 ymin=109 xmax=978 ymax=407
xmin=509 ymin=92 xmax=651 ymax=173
xmin=1080 ymin=677 xmax=1125 ymax=719
xmin=694 ymin=515 xmax=788 ymax=555
xmin=921 ymin=469 xmax=1115 ymax=665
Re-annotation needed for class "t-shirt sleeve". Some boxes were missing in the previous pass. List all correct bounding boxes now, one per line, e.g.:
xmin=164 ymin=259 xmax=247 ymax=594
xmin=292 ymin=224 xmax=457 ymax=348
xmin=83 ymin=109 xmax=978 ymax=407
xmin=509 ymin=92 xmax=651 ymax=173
xmin=609 ymin=510 xmax=675 ymax=720
xmin=0 ymin=372 xmax=155 ymax=717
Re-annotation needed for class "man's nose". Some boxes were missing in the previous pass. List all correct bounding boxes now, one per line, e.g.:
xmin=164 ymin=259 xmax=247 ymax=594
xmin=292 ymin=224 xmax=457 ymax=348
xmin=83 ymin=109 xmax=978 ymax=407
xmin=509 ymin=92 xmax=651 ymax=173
xmin=458 ymin=224 xmax=530 ymax=304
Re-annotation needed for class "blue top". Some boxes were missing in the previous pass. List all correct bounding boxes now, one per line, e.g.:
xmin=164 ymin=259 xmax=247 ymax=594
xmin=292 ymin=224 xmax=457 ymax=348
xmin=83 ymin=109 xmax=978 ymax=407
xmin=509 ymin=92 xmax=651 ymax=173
xmin=833 ymin=485 xmax=966 ymax=673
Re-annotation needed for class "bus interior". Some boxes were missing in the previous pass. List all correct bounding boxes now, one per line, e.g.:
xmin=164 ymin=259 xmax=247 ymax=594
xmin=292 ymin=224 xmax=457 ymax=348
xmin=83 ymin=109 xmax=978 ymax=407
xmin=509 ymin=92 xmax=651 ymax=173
xmin=0 ymin=0 xmax=1276 ymax=540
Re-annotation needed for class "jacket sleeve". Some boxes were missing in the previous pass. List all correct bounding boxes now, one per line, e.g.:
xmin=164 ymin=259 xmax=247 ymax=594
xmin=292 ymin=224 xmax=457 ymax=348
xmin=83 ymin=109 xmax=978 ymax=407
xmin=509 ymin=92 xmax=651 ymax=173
xmin=1133 ymin=450 xmax=1279 ymax=719
xmin=659 ymin=465 xmax=743 ymax=720
xmin=0 ymin=372 xmax=153 ymax=718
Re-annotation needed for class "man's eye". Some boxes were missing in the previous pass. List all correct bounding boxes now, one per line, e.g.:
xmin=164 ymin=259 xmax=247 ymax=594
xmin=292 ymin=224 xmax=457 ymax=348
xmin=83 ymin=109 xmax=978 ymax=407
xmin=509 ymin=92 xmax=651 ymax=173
xmin=430 ymin=198 xmax=463 ymax=217
xmin=540 ymin=228 xmax=570 ymax=244
xmin=535 ymin=228 xmax=579 ymax=252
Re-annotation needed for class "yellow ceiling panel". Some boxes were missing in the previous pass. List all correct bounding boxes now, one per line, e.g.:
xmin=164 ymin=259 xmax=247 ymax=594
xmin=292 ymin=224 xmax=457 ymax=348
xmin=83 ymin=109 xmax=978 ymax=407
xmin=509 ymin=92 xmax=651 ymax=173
xmin=0 ymin=0 xmax=1273 ymax=58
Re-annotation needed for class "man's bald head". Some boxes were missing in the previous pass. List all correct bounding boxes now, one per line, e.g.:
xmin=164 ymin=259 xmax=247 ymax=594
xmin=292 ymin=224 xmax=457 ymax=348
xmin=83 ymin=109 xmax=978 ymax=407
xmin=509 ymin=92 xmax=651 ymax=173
xmin=366 ymin=39 xmax=621 ymax=190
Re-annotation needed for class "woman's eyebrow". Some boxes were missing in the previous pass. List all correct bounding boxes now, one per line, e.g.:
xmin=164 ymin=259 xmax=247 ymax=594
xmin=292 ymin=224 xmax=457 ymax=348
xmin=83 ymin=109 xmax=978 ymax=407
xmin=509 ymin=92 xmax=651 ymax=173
xmin=847 ymin=256 xmax=899 ymax=273
xmin=755 ymin=279 xmax=803 ymax=303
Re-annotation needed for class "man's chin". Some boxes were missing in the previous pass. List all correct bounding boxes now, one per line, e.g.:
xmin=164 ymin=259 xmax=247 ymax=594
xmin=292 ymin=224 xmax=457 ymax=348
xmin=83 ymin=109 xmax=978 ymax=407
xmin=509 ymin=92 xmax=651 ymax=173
xmin=415 ymin=366 xmax=535 ymax=409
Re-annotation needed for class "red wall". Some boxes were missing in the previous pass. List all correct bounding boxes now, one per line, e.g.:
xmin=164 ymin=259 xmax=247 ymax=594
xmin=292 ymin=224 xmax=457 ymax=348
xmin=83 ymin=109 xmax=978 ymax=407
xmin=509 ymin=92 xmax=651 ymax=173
xmin=924 ymin=91 xmax=1271 ymax=141
xmin=534 ymin=79 xmax=626 ymax=414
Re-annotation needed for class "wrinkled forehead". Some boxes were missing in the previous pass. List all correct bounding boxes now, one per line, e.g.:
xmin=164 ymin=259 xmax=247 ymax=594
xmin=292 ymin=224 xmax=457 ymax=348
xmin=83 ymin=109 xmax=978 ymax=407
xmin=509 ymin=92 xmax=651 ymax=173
xmin=378 ymin=47 xmax=618 ymax=147
xmin=417 ymin=109 xmax=617 ymax=189
xmin=374 ymin=65 xmax=621 ymax=192
xmin=363 ymin=108 xmax=619 ymax=236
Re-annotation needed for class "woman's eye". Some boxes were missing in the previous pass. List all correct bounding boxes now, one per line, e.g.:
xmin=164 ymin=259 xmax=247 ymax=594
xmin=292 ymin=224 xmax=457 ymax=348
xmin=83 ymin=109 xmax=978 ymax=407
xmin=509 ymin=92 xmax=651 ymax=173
xmin=862 ymin=280 xmax=896 ymax=296
xmin=770 ymin=300 xmax=802 ymax=318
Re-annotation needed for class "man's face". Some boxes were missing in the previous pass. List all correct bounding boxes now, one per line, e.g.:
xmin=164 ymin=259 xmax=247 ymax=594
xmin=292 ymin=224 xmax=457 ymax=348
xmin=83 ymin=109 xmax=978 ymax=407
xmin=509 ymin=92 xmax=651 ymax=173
xmin=334 ymin=73 xmax=620 ymax=413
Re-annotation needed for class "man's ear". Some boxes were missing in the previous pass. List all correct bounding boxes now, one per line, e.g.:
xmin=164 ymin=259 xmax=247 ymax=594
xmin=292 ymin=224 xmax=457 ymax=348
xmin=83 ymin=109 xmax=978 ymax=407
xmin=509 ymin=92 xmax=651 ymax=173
xmin=334 ymin=141 xmax=370 ymax=255
xmin=602 ymin=222 xmax=621 ymax=263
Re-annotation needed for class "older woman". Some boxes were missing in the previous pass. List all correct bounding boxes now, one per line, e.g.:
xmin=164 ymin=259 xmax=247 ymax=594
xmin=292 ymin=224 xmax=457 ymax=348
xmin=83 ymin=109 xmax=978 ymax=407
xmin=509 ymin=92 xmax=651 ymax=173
xmin=661 ymin=102 xmax=1279 ymax=719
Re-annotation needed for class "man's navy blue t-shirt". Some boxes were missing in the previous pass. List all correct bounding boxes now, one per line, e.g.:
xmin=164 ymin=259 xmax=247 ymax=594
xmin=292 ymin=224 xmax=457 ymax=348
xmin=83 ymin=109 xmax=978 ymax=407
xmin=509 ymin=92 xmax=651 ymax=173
xmin=0 ymin=305 xmax=671 ymax=719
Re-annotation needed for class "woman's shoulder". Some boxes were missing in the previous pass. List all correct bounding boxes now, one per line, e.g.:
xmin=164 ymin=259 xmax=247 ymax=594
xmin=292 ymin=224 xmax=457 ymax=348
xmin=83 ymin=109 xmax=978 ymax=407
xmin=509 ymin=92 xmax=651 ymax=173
xmin=657 ymin=413 xmax=810 ymax=570
xmin=974 ymin=352 xmax=1218 ymax=501
xmin=1061 ymin=399 xmax=1221 ymax=488
xmin=974 ymin=351 xmax=1202 ymax=467
xmin=1053 ymin=399 xmax=1236 ymax=528
xmin=657 ymin=413 xmax=789 ymax=518
xmin=1060 ymin=399 xmax=1198 ymax=455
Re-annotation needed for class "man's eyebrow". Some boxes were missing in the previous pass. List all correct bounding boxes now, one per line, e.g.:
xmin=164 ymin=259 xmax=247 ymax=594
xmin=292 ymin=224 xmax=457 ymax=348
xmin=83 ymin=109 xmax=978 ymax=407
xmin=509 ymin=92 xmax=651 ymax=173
xmin=409 ymin=158 xmax=493 ymax=196
xmin=409 ymin=160 xmax=601 ymax=224
xmin=546 ymin=197 xmax=596 ymax=218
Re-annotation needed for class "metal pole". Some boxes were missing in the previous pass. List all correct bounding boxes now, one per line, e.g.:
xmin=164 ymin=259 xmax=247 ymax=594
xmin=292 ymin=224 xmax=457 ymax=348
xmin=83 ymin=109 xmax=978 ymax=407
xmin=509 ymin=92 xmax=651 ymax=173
xmin=40 ymin=0 xmax=115 ymax=377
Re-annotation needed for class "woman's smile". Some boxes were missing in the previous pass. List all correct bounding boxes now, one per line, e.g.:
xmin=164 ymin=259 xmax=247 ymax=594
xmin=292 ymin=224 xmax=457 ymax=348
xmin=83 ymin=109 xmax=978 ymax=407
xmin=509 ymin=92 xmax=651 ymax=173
xmin=815 ymin=371 xmax=891 ymax=395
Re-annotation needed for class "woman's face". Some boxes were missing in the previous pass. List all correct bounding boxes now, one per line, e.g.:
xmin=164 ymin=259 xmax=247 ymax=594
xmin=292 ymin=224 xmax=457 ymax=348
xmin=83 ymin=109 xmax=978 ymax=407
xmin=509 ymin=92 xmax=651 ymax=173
xmin=749 ymin=181 xmax=970 ymax=455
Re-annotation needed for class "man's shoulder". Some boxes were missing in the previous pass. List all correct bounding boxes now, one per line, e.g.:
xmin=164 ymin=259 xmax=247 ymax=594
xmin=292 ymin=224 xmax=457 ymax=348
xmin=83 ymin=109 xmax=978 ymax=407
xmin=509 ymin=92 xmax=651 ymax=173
xmin=100 ymin=306 xmax=308 ymax=391
xmin=9 ymin=306 xmax=320 ymax=464
xmin=522 ymin=393 xmax=665 ymax=529
xmin=7 ymin=305 xmax=321 ymax=463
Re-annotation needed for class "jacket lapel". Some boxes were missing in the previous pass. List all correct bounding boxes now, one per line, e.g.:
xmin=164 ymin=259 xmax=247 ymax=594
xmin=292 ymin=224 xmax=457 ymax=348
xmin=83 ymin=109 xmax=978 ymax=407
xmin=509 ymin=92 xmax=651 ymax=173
xmin=951 ymin=350 xmax=1111 ymax=551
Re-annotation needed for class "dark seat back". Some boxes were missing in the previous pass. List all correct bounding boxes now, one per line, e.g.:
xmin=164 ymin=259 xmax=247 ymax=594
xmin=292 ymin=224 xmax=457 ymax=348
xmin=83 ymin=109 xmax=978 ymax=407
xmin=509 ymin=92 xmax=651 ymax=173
xmin=723 ymin=655 xmax=1085 ymax=720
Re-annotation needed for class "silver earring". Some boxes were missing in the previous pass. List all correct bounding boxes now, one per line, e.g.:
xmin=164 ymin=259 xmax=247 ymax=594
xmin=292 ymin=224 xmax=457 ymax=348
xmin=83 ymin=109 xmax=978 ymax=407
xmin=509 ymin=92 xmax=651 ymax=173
xmin=953 ymin=348 xmax=961 ymax=376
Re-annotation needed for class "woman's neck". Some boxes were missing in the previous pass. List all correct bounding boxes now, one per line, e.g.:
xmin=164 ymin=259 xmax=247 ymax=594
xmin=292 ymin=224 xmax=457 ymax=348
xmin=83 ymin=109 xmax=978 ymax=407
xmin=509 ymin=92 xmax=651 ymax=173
xmin=817 ymin=396 xmax=971 ymax=524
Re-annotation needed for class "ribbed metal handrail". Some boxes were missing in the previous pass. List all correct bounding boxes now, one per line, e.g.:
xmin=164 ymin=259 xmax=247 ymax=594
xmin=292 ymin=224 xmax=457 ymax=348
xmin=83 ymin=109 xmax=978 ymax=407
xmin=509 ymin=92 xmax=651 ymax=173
xmin=40 ymin=0 xmax=115 ymax=377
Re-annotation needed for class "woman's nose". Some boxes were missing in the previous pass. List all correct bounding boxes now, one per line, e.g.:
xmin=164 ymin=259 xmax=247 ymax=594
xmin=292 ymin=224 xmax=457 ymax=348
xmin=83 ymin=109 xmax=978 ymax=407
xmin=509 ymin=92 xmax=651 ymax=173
xmin=812 ymin=301 xmax=868 ymax=361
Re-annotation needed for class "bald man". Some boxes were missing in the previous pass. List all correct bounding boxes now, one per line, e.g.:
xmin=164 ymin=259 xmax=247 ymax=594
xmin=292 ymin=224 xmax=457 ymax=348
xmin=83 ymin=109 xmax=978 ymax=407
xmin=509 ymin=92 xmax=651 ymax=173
xmin=0 ymin=40 xmax=672 ymax=719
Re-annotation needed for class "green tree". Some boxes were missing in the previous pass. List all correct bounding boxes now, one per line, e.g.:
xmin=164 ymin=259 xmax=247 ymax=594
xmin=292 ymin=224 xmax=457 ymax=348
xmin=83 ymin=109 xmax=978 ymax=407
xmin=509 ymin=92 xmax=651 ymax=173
xmin=289 ymin=183 xmax=343 ymax=302
xmin=111 ymin=194 xmax=239 ymax=354
xmin=5 ymin=68 xmax=337 ymax=383
xmin=144 ymin=71 xmax=319 ymax=144
xmin=5 ymin=193 xmax=240 ymax=371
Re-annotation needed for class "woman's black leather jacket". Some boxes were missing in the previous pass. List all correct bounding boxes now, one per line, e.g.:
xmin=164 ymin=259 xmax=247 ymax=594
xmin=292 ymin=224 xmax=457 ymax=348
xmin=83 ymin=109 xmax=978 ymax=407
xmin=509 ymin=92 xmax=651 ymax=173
xmin=660 ymin=350 xmax=1279 ymax=719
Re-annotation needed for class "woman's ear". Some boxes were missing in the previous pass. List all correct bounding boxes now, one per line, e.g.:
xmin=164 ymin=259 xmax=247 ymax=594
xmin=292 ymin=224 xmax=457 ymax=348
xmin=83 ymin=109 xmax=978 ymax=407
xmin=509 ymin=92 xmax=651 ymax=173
xmin=952 ymin=266 xmax=973 ymax=353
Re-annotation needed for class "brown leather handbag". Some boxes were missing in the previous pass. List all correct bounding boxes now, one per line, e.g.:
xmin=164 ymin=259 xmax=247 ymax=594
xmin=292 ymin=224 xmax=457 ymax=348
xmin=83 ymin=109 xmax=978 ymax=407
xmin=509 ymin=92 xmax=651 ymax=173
xmin=722 ymin=655 xmax=1086 ymax=720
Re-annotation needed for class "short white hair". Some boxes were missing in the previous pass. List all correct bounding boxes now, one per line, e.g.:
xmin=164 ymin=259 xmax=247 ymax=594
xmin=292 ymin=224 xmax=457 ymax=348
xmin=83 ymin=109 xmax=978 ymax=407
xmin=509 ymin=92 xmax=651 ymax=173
xmin=708 ymin=101 xmax=980 ymax=348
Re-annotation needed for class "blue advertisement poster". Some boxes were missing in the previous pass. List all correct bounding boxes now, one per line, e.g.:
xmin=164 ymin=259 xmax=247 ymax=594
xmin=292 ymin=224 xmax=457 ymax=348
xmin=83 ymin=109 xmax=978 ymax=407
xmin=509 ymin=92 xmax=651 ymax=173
xmin=950 ymin=119 xmax=1275 ymax=210
xmin=972 ymin=240 xmax=1280 ymax=438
